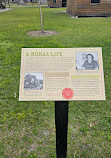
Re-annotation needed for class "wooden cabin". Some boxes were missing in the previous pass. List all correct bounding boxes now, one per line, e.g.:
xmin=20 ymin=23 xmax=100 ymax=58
xmin=48 ymin=0 xmax=66 ymax=7
xmin=67 ymin=0 xmax=111 ymax=17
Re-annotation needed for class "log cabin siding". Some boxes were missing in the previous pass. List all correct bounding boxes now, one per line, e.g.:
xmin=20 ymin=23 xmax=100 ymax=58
xmin=48 ymin=0 xmax=62 ymax=7
xmin=67 ymin=0 xmax=111 ymax=16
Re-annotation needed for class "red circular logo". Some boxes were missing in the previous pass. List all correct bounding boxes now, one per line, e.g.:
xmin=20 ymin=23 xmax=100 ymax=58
xmin=62 ymin=88 xmax=74 ymax=99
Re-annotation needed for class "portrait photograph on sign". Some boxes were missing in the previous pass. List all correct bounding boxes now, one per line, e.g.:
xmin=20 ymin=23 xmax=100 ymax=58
xmin=19 ymin=48 xmax=105 ymax=101
xmin=76 ymin=52 xmax=99 ymax=70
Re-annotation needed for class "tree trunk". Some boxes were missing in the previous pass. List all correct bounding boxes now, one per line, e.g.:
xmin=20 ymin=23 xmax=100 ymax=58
xmin=4 ymin=0 xmax=6 ymax=8
xmin=0 ymin=0 xmax=2 ymax=10
xmin=39 ymin=0 xmax=44 ymax=33
xmin=8 ymin=0 xmax=10 ymax=8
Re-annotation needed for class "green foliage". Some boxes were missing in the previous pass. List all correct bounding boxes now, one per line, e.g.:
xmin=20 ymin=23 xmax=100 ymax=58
xmin=0 ymin=7 xmax=111 ymax=157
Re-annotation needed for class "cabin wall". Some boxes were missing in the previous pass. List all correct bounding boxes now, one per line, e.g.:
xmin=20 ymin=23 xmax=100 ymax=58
xmin=67 ymin=0 xmax=76 ymax=15
xmin=67 ymin=0 xmax=111 ymax=16
xmin=48 ymin=0 xmax=62 ymax=7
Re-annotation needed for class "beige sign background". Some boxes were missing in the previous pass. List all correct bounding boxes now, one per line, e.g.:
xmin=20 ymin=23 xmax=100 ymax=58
xmin=19 ymin=48 xmax=106 ymax=101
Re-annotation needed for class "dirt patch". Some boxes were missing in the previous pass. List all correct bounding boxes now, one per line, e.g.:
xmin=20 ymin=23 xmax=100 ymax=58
xmin=27 ymin=30 xmax=58 ymax=37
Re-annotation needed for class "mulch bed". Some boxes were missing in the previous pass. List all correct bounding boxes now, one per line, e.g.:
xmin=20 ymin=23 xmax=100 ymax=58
xmin=27 ymin=30 xmax=58 ymax=37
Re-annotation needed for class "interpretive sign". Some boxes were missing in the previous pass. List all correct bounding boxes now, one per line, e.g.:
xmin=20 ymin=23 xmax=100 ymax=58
xmin=19 ymin=48 xmax=106 ymax=101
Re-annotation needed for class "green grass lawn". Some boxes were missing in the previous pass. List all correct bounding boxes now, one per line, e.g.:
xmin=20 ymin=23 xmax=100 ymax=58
xmin=0 ymin=7 xmax=111 ymax=158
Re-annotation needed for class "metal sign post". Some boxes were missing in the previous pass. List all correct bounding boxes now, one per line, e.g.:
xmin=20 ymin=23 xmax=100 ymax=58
xmin=55 ymin=101 xmax=69 ymax=158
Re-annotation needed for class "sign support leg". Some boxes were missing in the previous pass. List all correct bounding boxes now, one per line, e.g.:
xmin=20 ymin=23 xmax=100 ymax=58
xmin=55 ymin=101 xmax=69 ymax=158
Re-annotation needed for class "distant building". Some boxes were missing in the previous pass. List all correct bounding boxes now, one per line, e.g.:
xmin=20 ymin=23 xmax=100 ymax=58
xmin=14 ymin=0 xmax=47 ymax=4
xmin=67 ymin=0 xmax=111 ymax=17
xmin=48 ymin=0 xmax=66 ymax=8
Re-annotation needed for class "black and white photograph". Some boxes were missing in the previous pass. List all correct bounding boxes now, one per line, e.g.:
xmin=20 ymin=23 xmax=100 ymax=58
xmin=24 ymin=73 xmax=43 ymax=90
xmin=76 ymin=52 xmax=99 ymax=70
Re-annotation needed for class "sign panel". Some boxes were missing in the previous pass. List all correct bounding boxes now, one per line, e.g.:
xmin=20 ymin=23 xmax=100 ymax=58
xmin=19 ymin=48 xmax=106 ymax=101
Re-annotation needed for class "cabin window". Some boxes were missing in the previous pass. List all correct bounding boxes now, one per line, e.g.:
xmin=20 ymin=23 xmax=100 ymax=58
xmin=91 ymin=0 xmax=100 ymax=3
xmin=53 ymin=0 xmax=56 ymax=3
